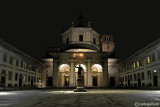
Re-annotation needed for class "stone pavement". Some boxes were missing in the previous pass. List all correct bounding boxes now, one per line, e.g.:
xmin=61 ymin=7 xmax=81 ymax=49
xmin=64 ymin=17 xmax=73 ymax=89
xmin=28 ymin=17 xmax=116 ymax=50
xmin=0 ymin=89 xmax=160 ymax=107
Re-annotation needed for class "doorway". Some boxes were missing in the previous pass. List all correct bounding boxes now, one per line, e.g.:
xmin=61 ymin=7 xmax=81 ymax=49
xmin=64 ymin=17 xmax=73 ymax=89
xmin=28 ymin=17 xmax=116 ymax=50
xmin=19 ymin=74 xmax=22 ymax=87
xmin=47 ymin=77 xmax=53 ymax=86
xmin=31 ymin=77 xmax=33 ymax=87
xmin=153 ymin=76 xmax=158 ymax=86
xmin=93 ymin=77 xmax=98 ymax=86
xmin=138 ymin=78 xmax=141 ymax=86
xmin=128 ymin=80 xmax=130 ymax=86
xmin=110 ymin=76 xmax=115 ymax=86
xmin=1 ymin=76 xmax=6 ymax=87
xmin=64 ymin=76 xmax=69 ymax=86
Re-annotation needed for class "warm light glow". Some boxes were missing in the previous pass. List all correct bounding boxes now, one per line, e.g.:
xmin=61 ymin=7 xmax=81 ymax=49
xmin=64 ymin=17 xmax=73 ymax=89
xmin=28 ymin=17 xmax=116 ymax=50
xmin=91 ymin=64 xmax=102 ymax=72
xmin=147 ymin=57 xmax=150 ymax=64
xmin=66 ymin=49 xmax=97 ymax=52
xmin=0 ymin=92 xmax=15 ymax=95
xmin=59 ymin=64 xmax=70 ymax=72
xmin=137 ymin=61 xmax=139 ymax=68
xmin=134 ymin=63 xmax=136 ymax=69
xmin=73 ymin=53 xmax=84 ymax=58
xmin=75 ymin=64 xmax=86 ymax=72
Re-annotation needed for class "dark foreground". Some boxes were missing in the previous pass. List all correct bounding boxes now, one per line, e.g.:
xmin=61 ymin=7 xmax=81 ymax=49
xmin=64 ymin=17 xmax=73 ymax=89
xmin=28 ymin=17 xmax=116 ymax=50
xmin=0 ymin=89 xmax=160 ymax=107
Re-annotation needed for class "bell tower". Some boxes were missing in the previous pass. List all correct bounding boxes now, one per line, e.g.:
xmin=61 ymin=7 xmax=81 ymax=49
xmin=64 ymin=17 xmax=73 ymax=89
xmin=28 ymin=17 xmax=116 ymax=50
xmin=101 ymin=34 xmax=115 ymax=53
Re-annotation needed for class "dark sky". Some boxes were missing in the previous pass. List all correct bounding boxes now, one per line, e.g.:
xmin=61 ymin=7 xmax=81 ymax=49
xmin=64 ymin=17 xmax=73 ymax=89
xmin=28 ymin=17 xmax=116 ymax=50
xmin=0 ymin=1 xmax=160 ymax=60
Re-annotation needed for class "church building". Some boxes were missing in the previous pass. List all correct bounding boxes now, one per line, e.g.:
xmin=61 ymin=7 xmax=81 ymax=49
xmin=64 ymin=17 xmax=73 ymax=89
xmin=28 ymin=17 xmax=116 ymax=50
xmin=43 ymin=16 xmax=118 ymax=88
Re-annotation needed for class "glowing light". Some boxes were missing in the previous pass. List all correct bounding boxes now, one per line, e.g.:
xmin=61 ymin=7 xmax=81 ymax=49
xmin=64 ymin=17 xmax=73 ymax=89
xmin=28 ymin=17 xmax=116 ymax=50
xmin=154 ymin=70 xmax=157 ymax=72
xmin=66 ymin=49 xmax=97 ymax=52
xmin=0 ymin=92 xmax=15 ymax=95
xmin=91 ymin=64 xmax=102 ymax=72
xmin=137 ymin=61 xmax=139 ymax=68
xmin=147 ymin=57 xmax=150 ymax=64
xmin=59 ymin=64 xmax=70 ymax=72
xmin=72 ymin=53 xmax=84 ymax=58
xmin=134 ymin=63 xmax=136 ymax=69
xmin=75 ymin=64 xmax=86 ymax=72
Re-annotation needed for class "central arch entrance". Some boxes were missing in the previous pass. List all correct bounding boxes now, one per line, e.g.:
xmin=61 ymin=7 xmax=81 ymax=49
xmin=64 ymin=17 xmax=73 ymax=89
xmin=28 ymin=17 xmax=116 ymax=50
xmin=58 ymin=64 xmax=70 ymax=87
xmin=91 ymin=64 xmax=103 ymax=87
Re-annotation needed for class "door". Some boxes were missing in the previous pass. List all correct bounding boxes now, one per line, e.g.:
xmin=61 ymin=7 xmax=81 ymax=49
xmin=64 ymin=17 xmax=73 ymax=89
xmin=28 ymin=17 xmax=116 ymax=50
xmin=153 ymin=76 xmax=158 ymax=86
xmin=93 ymin=77 xmax=97 ymax=86
xmin=128 ymin=80 xmax=130 ymax=86
xmin=19 ymin=74 xmax=22 ymax=87
xmin=47 ymin=77 xmax=53 ymax=86
xmin=138 ymin=78 xmax=141 ymax=86
xmin=110 ymin=76 xmax=115 ymax=86
xmin=31 ymin=79 xmax=33 ymax=87
xmin=65 ymin=77 xmax=69 ymax=86
xmin=1 ymin=76 xmax=6 ymax=87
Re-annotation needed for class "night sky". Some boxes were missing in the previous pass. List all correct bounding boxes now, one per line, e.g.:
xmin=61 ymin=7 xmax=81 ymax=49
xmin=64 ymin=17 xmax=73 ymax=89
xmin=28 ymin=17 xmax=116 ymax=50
xmin=0 ymin=1 xmax=160 ymax=60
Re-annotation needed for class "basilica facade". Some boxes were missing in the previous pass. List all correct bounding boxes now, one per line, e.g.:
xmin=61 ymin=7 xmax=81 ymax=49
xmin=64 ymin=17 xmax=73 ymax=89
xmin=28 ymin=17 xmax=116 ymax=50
xmin=43 ymin=18 xmax=118 ymax=88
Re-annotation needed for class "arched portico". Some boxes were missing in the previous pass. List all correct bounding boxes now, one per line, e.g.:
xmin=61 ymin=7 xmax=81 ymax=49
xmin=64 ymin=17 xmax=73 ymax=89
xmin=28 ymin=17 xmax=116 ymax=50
xmin=58 ymin=64 xmax=70 ymax=87
xmin=91 ymin=64 xmax=103 ymax=87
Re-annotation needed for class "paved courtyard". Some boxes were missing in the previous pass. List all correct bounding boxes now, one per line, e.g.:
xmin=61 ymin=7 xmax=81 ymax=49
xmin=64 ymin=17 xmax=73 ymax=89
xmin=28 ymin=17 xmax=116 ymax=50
xmin=0 ymin=89 xmax=160 ymax=107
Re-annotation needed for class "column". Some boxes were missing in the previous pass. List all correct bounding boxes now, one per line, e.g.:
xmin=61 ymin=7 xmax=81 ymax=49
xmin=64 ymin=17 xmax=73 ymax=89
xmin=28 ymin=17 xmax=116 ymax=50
xmin=12 ymin=59 xmax=16 ymax=87
xmin=70 ymin=61 xmax=75 ymax=87
xmin=144 ymin=58 xmax=148 ymax=86
xmin=53 ymin=61 xmax=58 ymax=87
xmin=35 ymin=71 xmax=37 ymax=87
xmin=87 ymin=61 xmax=92 ymax=87
xmin=26 ymin=70 xmax=28 ymax=87
xmin=103 ymin=60 xmax=108 ymax=87
xmin=42 ymin=66 xmax=46 ymax=87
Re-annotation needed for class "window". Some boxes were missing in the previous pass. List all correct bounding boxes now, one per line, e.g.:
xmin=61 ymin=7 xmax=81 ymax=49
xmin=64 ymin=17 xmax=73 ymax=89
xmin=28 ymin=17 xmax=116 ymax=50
xmin=15 ymin=73 xmax=18 ymax=81
xmin=148 ymin=71 xmax=151 ymax=80
xmin=3 ymin=53 xmax=7 ymax=62
xmin=139 ymin=59 xmax=144 ymax=66
xmin=23 ymin=75 xmax=26 ymax=82
xmin=9 ymin=56 xmax=13 ymax=65
xmin=151 ymin=53 xmax=155 ymax=62
xmin=29 ymin=65 xmax=32 ymax=70
xmin=147 ymin=57 xmax=150 ymax=64
xmin=20 ymin=60 xmax=23 ymax=68
xmin=28 ymin=76 xmax=30 ymax=82
xmin=66 ymin=38 xmax=69 ymax=44
xmin=105 ymin=37 xmax=110 ymax=42
xmin=125 ymin=76 xmax=127 ymax=82
xmin=24 ymin=63 xmax=26 ymax=69
xmin=79 ymin=35 xmax=83 ymax=41
xmin=134 ymin=62 xmax=136 ymax=69
xmin=130 ymin=75 xmax=132 ymax=81
xmin=8 ymin=71 xmax=12 ymax=80
xmin=16 ymin=59 xmax=19 ymax=67
xmin=134 ymin=74 xmax=137 ymax=81
xmin=141 ymin=72 xmax=144 ymax=80
xmin=93 ymin=38 xmax=96 ymax=44
xmin=137 ymin=61 xmax=139 ymax=68
xmin=1 ymin=69 xmax=6 ymax=74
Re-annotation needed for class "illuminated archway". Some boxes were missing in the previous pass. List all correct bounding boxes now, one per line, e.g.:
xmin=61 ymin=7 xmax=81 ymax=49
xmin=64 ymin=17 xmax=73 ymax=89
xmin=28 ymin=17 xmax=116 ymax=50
xmin=91 ymin=64 xmax=103 ymax=87
xmin=58 ymin=64 xmax=70 ymax=87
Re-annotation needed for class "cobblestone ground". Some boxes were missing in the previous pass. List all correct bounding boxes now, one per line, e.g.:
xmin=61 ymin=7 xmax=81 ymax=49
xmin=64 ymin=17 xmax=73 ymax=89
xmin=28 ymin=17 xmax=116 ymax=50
xmin=0 ymin=89 xmax=160 ymax=107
